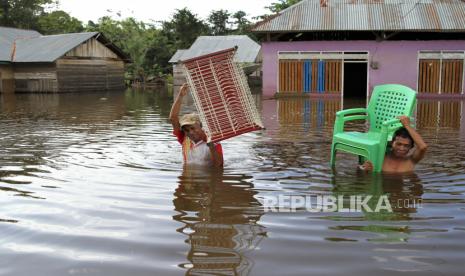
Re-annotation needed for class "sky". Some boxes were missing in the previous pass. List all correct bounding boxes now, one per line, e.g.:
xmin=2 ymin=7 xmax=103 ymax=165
xmin=56 ymin=0 xmax=275 ymax=25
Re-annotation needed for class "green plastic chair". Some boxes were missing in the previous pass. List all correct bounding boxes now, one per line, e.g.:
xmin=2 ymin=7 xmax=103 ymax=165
xmin=330 ymin=84 xmax=417 ymax=172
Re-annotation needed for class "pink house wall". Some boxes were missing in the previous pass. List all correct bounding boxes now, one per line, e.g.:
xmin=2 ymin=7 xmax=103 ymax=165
xmin=261 ymin=40 xmax=465 ymax=97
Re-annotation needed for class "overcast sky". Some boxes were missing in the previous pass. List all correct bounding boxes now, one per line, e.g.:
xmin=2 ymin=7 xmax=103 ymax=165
xmin=56 ymin=0 xmax=275 ymax=25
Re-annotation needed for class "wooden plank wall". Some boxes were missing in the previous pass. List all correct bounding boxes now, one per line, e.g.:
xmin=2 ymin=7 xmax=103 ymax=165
xmin=106 ymin=60 xmax=125 ymax=90
xmin=0 ymin=65 xmax=15 ymax=93
xmin=279 ymin=60 xmax=303 ymax=93
xmin=57 ymin=59 xmax=125 ymax=92
xmin=278 ymin=59 xmax=341 ymax=93
xmin=441 ymin=60 xmax=463 ymax=94
xmin=311 ymin=60 xmax=318 ymax=92
xmin=13 ymin=64 xmax=58 ymax=93
xmin=58 ymin=38 xmax=125 ymax=92
xmin=65 ymin=38 xmax=119 ymax=59
xmin=418 ymin=59 xmax=464 ymax=94
xmin=418 ymin=59 xmax=440 ymax=93
xmin=325 ymin=60 xmax=342 ymax=93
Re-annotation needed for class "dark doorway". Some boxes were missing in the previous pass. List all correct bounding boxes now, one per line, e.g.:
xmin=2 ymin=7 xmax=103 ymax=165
xmin=343 ymin=62 xmax=367 ymax=98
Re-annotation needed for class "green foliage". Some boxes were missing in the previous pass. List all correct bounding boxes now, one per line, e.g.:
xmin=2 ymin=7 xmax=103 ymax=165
xmin=0 ymin=0 xmax=56 ymax=29
xmin=37 ymin=10 xmax=83 ymax=34
xmin=231 ymin=11 xmax=250 ymax=34
xmin=208 ymin=9 xmax=231 ymax=35
xmin=144 ymin=31 xmax=173 ymax=76
xmin=85 ymin=16 xmax=156 ymax=80
xmin=161 ymin=8 xmax=209 ymax=49
xmin=266 ymin=0 xmax=302 ymax=13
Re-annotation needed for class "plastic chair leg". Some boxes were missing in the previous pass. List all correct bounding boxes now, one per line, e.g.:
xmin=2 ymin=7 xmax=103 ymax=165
xmin=330 ymin=143 xmax=336 ymax=167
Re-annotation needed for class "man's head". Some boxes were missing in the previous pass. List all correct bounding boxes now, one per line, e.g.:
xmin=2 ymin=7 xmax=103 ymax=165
xmin=391 ymin=127 xmax=414 ymax=158
xmin=179 ymin=113 xmax=206 ymax=143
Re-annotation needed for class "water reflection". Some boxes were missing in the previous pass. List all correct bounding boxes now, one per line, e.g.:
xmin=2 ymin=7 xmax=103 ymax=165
xmin=416 ymin=100 xmax=464 ymax=129
xmin=1 ymin=91 xmax=465 ymax=275
xmin=288 ymin=172 xmax=425 ymax=243
xmin=331 ymin=172 xmax=424 ymax=221
xmin=277 ymin=98 xmax=340 ymax=129
xmin=173 ymin=167 xmax=266 ymax=275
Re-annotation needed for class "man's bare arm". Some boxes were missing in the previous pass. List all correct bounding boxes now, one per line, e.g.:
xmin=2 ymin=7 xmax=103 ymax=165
xmin=398 ymin=115 xmax=427 ymax=163
xmin=169 ymin=84 xmax=188 ymax=131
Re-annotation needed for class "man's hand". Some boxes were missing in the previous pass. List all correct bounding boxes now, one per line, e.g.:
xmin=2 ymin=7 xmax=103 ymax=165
xmin=398 ymin=115 xmax=410 ymax=128
xmin=359 ymin=160 xmax=374 ymax=171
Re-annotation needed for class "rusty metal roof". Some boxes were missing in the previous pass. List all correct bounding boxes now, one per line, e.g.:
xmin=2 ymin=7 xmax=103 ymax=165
xmin=252 ymin=0 xmax=465 ymax=32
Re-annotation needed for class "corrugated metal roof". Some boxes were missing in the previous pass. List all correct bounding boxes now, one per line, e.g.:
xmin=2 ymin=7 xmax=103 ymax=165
xmin=253 ymin=0 xmax=465 ymax=32
xmin=168 ymin=49 xmax=187 ymax=63
xmin=1 ymin=28 xmax=130 ymax=63
xmin=0 ymin=27 xmax=41 ymax=61
xmin=169 ymin=35 xmax=261 ymax=63
xmin=12 ymin=32 xmax=98 ymax=62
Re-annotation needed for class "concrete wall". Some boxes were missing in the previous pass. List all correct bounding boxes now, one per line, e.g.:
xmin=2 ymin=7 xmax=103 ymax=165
xmin=261 ymin=40 xmax=465 ymax=97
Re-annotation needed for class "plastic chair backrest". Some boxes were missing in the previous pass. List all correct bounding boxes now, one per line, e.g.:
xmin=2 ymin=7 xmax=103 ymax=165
xmin=367 ymin=84 xmax=417 ymax=133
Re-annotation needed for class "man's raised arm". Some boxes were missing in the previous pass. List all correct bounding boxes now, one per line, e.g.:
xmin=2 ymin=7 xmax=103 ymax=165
xmin=169 ymin=84 xmax=188 ymax=131
xmin=398 ymin=115 xmax=427 ymax=163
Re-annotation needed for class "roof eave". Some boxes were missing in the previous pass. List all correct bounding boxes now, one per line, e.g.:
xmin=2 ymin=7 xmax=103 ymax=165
xmin=94 ymin=33 xmax=132 ymax=63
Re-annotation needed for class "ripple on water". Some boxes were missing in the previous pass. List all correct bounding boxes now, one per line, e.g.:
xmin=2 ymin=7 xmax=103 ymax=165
xmin=1 ymin=93 xmax=465 ymax=275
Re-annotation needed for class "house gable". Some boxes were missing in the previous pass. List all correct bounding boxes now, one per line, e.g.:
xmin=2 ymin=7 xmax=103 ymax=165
xmin=64 ymin=37 xmax=119 ymax=59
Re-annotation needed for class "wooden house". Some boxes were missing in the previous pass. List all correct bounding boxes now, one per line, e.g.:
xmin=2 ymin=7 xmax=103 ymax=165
xmin=0 ymin=27 xmax=129 ymax=93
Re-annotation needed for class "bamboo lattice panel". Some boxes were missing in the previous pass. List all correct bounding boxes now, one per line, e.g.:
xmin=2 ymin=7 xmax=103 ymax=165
xmin=182 ymin=48 xmax=263 ymax=143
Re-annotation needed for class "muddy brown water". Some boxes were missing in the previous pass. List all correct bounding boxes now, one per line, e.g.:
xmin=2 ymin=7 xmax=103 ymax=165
xmin=1 ymin=90 xmax=464 ymax=275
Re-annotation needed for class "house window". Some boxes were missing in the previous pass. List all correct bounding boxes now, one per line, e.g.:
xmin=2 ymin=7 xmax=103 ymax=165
xmin=418 ymin=51 xmax=465 ymax=94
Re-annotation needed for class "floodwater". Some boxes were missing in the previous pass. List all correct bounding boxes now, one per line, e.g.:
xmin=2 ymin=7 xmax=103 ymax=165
xmin=1 ymin=89 xmax=464 ymax=276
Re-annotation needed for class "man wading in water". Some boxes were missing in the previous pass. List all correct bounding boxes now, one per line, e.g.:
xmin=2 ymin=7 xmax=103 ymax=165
xmin=360 ymin=115 xmax=427 ymax=173
xmin=169 ymin=84 xmax=223 ymax=167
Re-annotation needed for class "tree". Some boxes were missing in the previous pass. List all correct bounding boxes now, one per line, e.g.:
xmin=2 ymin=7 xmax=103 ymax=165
xmin=86 ymin=16 xmax=156 ymax=81
xmin=207 ymin=9 xmax=231 ymax=36
xmin=37 ymin=10 xmax=83 ymax=34
xmin=143 ymin=31 xmax=173 ymax=76
xmin=85 ymin=16 xmax=121 ymax=42
xmin=231 ymin=10 xmax=250 ymax=34
xmin=161 ymin=8 xmax=209 ymax=49
xmin=0 ymin=0 xmax=56 ymax=29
